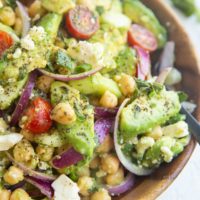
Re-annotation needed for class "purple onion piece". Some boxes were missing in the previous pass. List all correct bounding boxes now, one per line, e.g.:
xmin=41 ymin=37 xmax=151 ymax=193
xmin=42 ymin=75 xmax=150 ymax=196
xmin=6 ymin=152 xmax=56 ymax=181
xmin=51 ymin=147 xmax=83 ymax=169
xmin=135 ymin=46 xmax=151 ymax=80
xmin=153 ymin=41 xmax=175 ymax=75
xmin=156 ymin=67 xmax=172 ymax=84
xmin=5 ymin=180 xmax=26 ymax=191
xmin=94 ymin=107 xmax=118 ymax=119
xmin=10 ymin=70 xmax=38 ymax=126
xmin=25 ymin=176 xmax=54 ymax=199
xmin=38 ymin=66 xmax=103 ymax=82
xmin=106 ymin=173 xmax=135 ymax=196
xmin=16 ymin=1 xmax=31 ymax=37
xmin=94 ymin=118 xmax=114 ymax=144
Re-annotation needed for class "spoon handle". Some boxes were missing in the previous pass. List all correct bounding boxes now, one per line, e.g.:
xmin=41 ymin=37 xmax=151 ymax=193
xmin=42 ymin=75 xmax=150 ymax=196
xmin=181 ymin=106 xmax=200 ymax=144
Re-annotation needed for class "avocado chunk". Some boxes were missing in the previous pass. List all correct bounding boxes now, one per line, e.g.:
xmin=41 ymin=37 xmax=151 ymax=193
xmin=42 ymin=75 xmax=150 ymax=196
xmin=0 ymin=22 xmax=19 ymax=42
xmin=142 ymin=135 xmax=190 ymax=168
xmin=34 ymin=129 xmax=66 ymax=147
xmin=51 ymin=81 xmax=95 ymax=157
xmin=0 ymin=77 xmax=27 ymax=110
xmin=110 ymin=46 xmax=137 ymax=77
xmin=38 ymin=13 xmax=62 ymax=40
xmin=69 ymin=73 xmax=122 ymax=98
xmin=123 ymin=0 xmax=167 ymax=48
xmin=41 ymin=0 xmax=75 ymax=14
xmin=120 ymin=89 xmax=181 ymax=140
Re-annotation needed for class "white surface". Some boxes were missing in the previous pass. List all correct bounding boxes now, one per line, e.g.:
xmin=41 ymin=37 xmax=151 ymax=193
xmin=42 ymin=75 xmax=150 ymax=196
xmin=158 ymin=1 xmax=200 ymax=200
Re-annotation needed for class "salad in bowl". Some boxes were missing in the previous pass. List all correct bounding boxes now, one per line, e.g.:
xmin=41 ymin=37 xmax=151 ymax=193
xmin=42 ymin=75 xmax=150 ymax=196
xmin=0 ymin=0 xmax=192 ymax=199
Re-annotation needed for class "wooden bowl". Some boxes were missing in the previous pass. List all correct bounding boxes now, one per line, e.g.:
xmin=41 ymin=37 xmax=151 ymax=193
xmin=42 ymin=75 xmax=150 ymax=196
xmin=117 ymin=1 xmax=200 ymax=200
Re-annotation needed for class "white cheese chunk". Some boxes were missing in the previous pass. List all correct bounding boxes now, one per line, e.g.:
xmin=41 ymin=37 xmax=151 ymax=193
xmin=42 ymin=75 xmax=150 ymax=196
xmin=52 ymin=174 xmax=80 ymax=200
xmin=0 ymin=133 xmax=23 ymax=151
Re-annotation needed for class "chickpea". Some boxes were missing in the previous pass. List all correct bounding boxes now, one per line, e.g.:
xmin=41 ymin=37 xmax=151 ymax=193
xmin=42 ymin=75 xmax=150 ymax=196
xmin=105 ymin=167 xmax=124 ymax=186
xmin=36 ymin=75 xmax=54 ymax=93
xmin=51 ymin=102 xmax=76 ymax=125
xmin=28 ymin=0 xmax=46 ymax=18
xmin=99 ymin=91 xmax=118 ymax=108
xmin=13 ymin=139 xmax=35 ymax=163
xmin=0 ymin=6 xmax=15 ymax=26
xmin=101 ymin=154 xmax=119 ymax=174
xmin=14 ymin=17 xmax=22 ymax=36
xmin=77 ymin=176 xmax=94 ymax=196
xmin=118 ymin=74 xmax=136 ymax=96
xmin=90 ymin=189 xmax=111 ymax=200
xmin=20 ymin=129 xmax=35 ymax=142
xmin=146 ymin=126 xmax=163 ymax=140
xmin=3 ymin=166 xmax=24 ymax=185
xmin=77 ymin=166 xmax=90 ymax=177
xmin=89 ymin=157 xmax=100 ymax=169
xmin=96 ymin=135 xmax=113 ymax=153
xmin=0 ymin=189 xmax=11 ymax=200
xmin=25 ymin=155 xmax=39 ymax=169
xmin=36 ymin=144 xmax=54 ymax=161
xmin=0 ymin=118 xmax=8 ymax=133
xmin=10 ymin=188 xmax=30 ymax=200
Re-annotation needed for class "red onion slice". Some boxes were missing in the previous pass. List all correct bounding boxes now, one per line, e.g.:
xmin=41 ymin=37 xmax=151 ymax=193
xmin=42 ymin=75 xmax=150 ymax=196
xmin=94 ymin=107 xmax=118 ymax=119
xmin=16 ymin=1 xmax=31 ymax=37
xmin=156 ymin=67 xmax=172 ymax=84
xmin=10 ymin=70 xmax=38 ymax=126
xmin=6 ymin=152 xmax=56 ymax=181
xmin=106 ymin=173 xmax=135 ymax=196
xmin=113 ymin=99 xmax=154 ymax=176
xmin=25 ymin=176 xmax=54 ymax=199
xmin=135 ymin=45 xmax=151 ymax=80
xmin=38 ymin=66 xmax=103 ymax=82
xmin=51 ymin=147 xmax=83 ymax=169
xmin=94 ymin=118 xmax=114 ymax=144
xmin=154 ymin=41 xmax=175 ymax=75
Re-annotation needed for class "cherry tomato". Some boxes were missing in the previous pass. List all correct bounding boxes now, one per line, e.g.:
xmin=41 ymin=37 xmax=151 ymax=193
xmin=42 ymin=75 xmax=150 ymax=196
xmin=23 ymin=97 xmax=52 ymax=134
xmin=128 ymin=24 xmax=158 ymax=52
xmin=65 ymin=5 xmax=99 ymax=40
xmin=0 ymin=31 xmax=13 ymax=57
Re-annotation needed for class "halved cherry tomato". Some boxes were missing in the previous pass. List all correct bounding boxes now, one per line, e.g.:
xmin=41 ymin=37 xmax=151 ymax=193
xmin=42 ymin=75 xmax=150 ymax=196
xmin=65 ymin=5 xmax=99 ymax=40
xmin=0 ymin=31 xmax=13 ymax=57
xmin=128 ymin=24 xmax=158 ymax=52
xmin=22 ymin=97 xmax=52 ymax=134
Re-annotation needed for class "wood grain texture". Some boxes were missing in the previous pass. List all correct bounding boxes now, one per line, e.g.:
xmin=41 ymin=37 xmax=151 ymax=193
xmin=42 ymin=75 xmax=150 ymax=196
xmin=117 ymin=0 xmax=200 ymax=199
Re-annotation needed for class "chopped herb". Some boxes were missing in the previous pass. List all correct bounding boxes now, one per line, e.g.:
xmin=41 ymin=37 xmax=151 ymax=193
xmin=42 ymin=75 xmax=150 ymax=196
xmin=5 ymin=0 xmax=16 ymax=8
xmin=55 ymin=49 xmax=75 ymax=71
xmin=177 ymin=91 xmax=188 ymax=102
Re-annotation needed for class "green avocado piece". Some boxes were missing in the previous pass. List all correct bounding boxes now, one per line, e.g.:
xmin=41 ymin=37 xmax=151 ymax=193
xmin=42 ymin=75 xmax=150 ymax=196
xmin=41 ymin=0 xmax=75 ymax=14
xmin=69 ymin=73 xmax=122 ymax=98
xmin=38 ymin=13 xmax=62 ymax=40
xmin=0 ymin=77 xmax=27 ymax=110
xmin=120 ymin=89 xmax=181 ymax=140
xmin=110 ymin=46 xmax=137 ymax=77
xmin=0 ymin=22 xmax=19 ymax=42
xmin=142 ymin=136 xmax=176 ymax=168
xmin=123 ymin=0 xmax=167 ymax=48
xmin=34 ymin=129 xmax=66 ymax=147
xmin=51 ymin=81 xmax=95 ymax=157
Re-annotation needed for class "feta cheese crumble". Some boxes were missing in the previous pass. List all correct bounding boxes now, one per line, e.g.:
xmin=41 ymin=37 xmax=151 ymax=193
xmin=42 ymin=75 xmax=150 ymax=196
xmin=21 ymin=35 xmax=35 ymax=50
xmin=52 ymin=174 xmax=80 ymax=200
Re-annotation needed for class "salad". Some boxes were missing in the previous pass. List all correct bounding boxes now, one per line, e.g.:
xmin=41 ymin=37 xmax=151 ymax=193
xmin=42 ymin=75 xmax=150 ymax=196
xmin=0 ymin=0 xmax=191 ymax=199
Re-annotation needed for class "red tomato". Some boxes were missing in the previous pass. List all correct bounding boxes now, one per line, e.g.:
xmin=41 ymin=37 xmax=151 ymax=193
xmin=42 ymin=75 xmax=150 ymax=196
xmin=128 ymin=24 xmax=158 ymax=52
xmin=0 ymin=31 xmax=13 ymax=56
xmin=65 ymin=5 xmax=99 ymax=40
xmin=23 ymin=97 xmax=52 ymax=134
